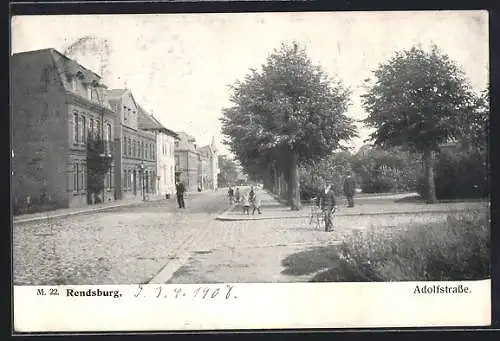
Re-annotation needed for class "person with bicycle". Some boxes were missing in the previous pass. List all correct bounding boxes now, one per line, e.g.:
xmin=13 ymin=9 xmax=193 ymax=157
xmin=318 ymin=181 xmax=337 ymax=232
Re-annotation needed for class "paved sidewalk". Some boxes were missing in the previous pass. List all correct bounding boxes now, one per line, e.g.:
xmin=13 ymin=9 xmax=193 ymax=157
xmin=13 ymin=195 xmax=169 ymax=224
xmin=216 ymin=189 xmax=489 ymax=221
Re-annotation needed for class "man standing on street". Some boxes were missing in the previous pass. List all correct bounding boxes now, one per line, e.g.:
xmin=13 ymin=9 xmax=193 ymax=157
xmin=176 ymin=180 xmax=186 ymax=209
xmin=319 ymin=181 xmax=336 ymax=232
xmin=343 ymin=173 xmax=356 ymax=208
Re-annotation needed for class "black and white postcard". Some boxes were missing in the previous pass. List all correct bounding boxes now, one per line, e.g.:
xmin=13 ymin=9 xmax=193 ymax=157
xmin=11 ymin=8 xmax=491 ymax=332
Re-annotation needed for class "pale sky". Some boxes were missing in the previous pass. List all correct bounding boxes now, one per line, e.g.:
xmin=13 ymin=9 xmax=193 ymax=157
xmin=11 ymin=11 xmax=489 ymax=157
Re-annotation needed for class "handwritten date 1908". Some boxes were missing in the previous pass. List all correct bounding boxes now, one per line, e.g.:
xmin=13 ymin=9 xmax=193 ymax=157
xmin=133 ymin=284 xmax=237 ymax=300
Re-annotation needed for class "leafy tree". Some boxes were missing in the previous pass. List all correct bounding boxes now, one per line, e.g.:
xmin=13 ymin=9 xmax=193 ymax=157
xmin=299 ymin=150 xmax=354 ymax=200
xmin=221 ymin=42 xmax=357 ymax=210
xmin=361 ymin=45 xmax=477 ymax=203
xmin=351 ymin=145 xmax=421 ymax=193
xmin=217 ymin=155 xmax=239 ymax=187
xmin=458 ymin=88 xmax=489 ymax=152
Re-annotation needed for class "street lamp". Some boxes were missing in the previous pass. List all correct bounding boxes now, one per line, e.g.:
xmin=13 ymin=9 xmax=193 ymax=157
xmin=139 ymin=162 xmax=145 ymax=201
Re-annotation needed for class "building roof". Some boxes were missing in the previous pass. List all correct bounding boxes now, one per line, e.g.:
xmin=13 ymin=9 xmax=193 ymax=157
xmin=198 ymin=145 xmax=212 ymax=158
xmin=137 ymin=106 xmax=179 ymax=138
xmin=105 ymin=89 xmax=127 ymax=100
xmin=13 ymin=48 xmax=103 ymax=86
xmin=12 ymin=48 xmax=112 ymax=109
xmin=175 ymin=132 xmax=198 ymax=152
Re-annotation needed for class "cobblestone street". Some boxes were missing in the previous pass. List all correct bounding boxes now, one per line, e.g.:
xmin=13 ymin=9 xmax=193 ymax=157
xmin=13 ymin=189 xmax=231 ymax=285
xmin=14 ymin=187 xmax=486 ymax=285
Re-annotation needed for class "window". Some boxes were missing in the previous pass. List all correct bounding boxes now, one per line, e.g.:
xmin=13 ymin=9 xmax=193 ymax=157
xmin=107 ymin=124 xmax=112 ymax=142
xmin=171 ymin=166 xmax=174 ymax=184
xmin=123 ymin=138 xmax=127 ymax=156
xmin=152 ymin=145 xmax=155 ymax=160
xmin=86 ymin=86 xmax=92 ymax=100
xmin=123 ymin=170 xmax=127 ymax=190
xmin=81 ymin=116 xmax=86 ymax=143
xmin=123 ymin=106 xmax=128 ymax=122
xmin=95 ymin=119 xmax=100 ymax=138
xmin=141 ymin=142 xmax=144 ymax=160
xmin=175 ymin=141 xmax=179 ymax=148
xmin=145 ymin=142 xmax=148 ymax=160
xmin=128 ymin=138 xmax=131 ymax=156
xmin=133 ymin=140 xmax=136 ymax=158
xmin=71 ymin=78 xmax=77 ymax=91
xmin=80 ymin=163 xmax=85 ymax=192
xmin=108 ymin=168 xmax=112 ymax=190
xmin=103 ymin=123 xmax=108 ymax=142
xmin=73 ymin=163 xmax=79 ymax=192
xmin=175 ymin=155 xmax=180 ymax=167
xmin=89 ymin=118 xmax=94 ymax=139
xmin=73 ymin=112 xmax=79 ymax=143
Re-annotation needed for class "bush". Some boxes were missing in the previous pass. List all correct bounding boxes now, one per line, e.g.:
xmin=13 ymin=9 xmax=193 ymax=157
xmin=360 ymin=175 xmax=395 ymax=193
xmin=417 ymin=147 xmax=489 ymax=200
xmin=335 ymin=209 xmax=490 ymax=281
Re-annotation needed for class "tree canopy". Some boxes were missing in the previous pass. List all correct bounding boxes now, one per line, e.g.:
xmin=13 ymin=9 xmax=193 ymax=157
xmin=360 ymin=45 xmax=481 ymax=203
xmin=361 ymin=45 xmax=475 ymax=153
xmin=220 ymin=42 xmax=357 ymax=209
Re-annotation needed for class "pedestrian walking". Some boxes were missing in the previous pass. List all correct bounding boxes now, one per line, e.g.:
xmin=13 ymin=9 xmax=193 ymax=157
xmin=175 ymin=180 xmax=186 ymax=208
xmin=319 ymin=181 xmax=336 ymax=232
xmin=235 ymin=187 xmax=241 ymax=203
xmin=242 ymin=194 xmax=250 ymax=215
xmin=248 ymin=186 xmax=255 ymax=203
xmin=252 ymin=192 xmax=262 ymax=215
xmin=343 ymin=173 xmax=356 ymax=208
xmin=228 ymin=186 xmax=234 ymax=205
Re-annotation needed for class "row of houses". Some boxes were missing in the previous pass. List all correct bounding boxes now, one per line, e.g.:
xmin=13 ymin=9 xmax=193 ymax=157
xmin=11 ymin=48 xmax=219 ymax=211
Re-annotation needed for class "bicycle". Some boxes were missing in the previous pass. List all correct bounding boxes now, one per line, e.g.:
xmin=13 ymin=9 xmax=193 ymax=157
xmin=309 ymin=197 xmax=324 ymax=230
xmin=309 ymin=197 xmax=337 ymax=231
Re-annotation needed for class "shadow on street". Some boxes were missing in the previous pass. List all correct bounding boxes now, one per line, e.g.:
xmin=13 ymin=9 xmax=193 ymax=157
xmin=281 ymin=245 xmax=341 ymax=277
xmin=281 ymin=245 xmax=373 ymax=282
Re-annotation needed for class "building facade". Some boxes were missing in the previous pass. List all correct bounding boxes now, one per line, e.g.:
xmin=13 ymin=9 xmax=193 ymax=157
xmin=12 ymin=48 xmax=117 ymax=210
xmin=174 ymin=132 xmax=199 ymax=192
xmin=198 ymin=146 xmax=211 ymax=190
xmin=106 ymin=89 xmax=156 ymax=201
xmin=197 ymin=138 xmax=219 ymax=191
xmin=137 ymin=107 xmax=178 ymax=198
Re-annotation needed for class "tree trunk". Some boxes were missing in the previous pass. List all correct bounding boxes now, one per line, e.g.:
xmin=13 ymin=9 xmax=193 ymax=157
xmin=423 ymin=148 xmax=437 ymax=204
xmin=272 ymin=164 xmax=278 ymax=195
xmin=279 ymin=168 xmax=287 ymax=200
xmin=289 ymin=153 xmax=301 ymax=211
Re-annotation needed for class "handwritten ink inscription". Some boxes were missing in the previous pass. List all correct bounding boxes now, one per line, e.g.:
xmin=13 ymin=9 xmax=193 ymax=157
xmin=133 ymin=284 xmax=237 ymax=300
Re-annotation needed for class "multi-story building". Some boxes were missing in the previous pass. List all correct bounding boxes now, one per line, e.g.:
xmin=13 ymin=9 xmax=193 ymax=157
xmin=174 ymin=132 xmax=199 ymax=192
xmin=106 ymin=89 xmax=157 ymax=201
xmin=12 ymin=48 xmax=117 ymax=210
xmin=198 ymin=146 xmax=212 ymax=190
xmin=197 ymin=138 xmax=219 ymax=190
xmin=137 ymin=107 xmax=179 ymax=198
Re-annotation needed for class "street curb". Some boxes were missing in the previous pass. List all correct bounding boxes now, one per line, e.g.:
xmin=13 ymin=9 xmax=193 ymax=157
xmin=13 ymin=198 xmax=167 ymax=224
xmin=214 ymin=202 xmax=239 ymax=220
xmin=215 ymin=207 xmax=486 ymax=222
